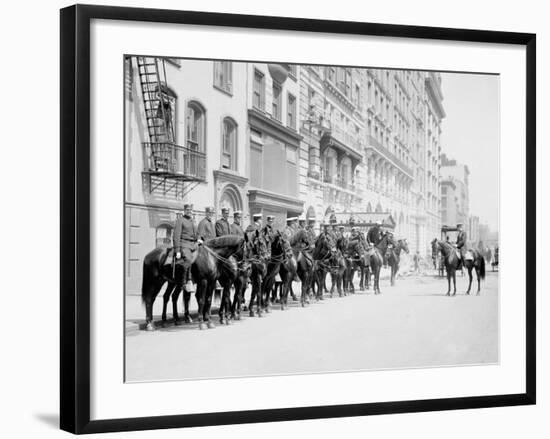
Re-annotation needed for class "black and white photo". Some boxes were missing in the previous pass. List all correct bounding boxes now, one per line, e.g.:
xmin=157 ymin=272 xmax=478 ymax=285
xmin=124 ymin=58 xmax=500 ymax=382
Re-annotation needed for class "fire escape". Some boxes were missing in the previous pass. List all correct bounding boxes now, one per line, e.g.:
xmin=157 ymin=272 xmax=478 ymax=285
xmin=137 ymin=57 xmax=206 ymax=199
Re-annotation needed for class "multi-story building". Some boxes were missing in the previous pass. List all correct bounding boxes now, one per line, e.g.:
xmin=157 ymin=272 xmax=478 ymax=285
xmin=299 ymin=67 xmax=445 ymax=255
xmin=469 ymin=215 xmax=480 ymax=245
xmin=246 ymin=63 xmax=303 ymax=230
xmin=440 ymin=154 xmax=470 ymax=232
xmin=124 ymin=59 xmax=448 ymax=293
xmin=299 ymin=65 xmax=365 ymax=224
xmin=124 ymin=57 xmax=249 ymax=293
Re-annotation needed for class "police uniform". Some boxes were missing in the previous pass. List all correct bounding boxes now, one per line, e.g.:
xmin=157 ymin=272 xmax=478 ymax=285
xmin=367 ymin=224 xmax=381 ymax=245
xmin=197 ymin=207 xmax=215 ymax=241
xmin=456 ymin=225 xmax=468 ymax=265
xmin=215 ymin=208 xmax=232 ymax=237
xmin=173 ymin=212 xmax=198 ymax=252
xmin=261 ymin=215 xmax=275 ymax=240
xmin=173 ymin=205 xmax=198 ymax=289
xmin=230 ymin=211 xmax=245 ymax=237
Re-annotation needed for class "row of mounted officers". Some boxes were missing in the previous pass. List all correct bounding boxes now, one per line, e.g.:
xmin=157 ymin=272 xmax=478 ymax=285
xmin=172 ymin=203 xmax=389 ymax=256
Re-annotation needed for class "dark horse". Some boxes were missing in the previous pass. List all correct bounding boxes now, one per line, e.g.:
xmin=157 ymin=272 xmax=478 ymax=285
xmin=230 ymin=230 xmax=269 ymax=320
xmin=192 ymin=235 xmax=245 ymax=329
xmin=432 ymin=240 xmax=459 ymax=295
xmin=463 ymin=248 xmax=486 ymax=295
xmin=287 ymin=229 xmax=315 ymax=307
xmin=249 ymin=231 xmax=290 ymax=316
xmin=343 ymin=238 xmax=367 ymax=294
xmin=312 ymin=232 xmax=336 ymax=300
xmin=141 ymin=243 xmax=198 ymax=331
xmin=432 ymin=240 xmax=484 ymax=295
xmin=365 ymin=233 xmax=392 ymax=295
xmin=387 ymin=238 xmax=409 ymax=286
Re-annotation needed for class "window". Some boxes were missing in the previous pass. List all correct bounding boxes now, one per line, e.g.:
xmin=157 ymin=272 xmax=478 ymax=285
xmin=186 ymin=101 xmax=206 ymax=151
xmin=354 ymin=84 xmax=360 ymax=108
xmin=155 ymin=224 xmax=173 ymax=248
xmin=272 ymin=82 xmax=282 ymax=121
xmin=287 ymin=93 xmax=296 ymax=129
xmin=327 ymin=67 xmax=336 ymax=82
xmin=213 ymin=61 xmax=233 ymax=93
xmin=222 ymin=118 xmax=237 ymax=171
xmin=286 ymin=144 xmax=297 ymax=163
xmin=289 ymin=64 xmax=297 ymax=78
xmin=253 ymin=69 xmax=265 ymax=110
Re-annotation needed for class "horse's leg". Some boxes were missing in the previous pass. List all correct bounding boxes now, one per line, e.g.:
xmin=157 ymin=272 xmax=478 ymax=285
xmin=231 ymin=276 xmax=242 ymax=320
xmin=476 ymin=266 xmax=481 ymax=295
xmin=338 ymin=268 xmax=344 ymax=297
xmin=376 ymin=265 xmax=382 ymax=295
xmin=161 ymin=282 xmax=174 ymax=323
xmin=390 ymin=264 xmax=395 ymax=286
xmin=204 ymin=280 xmax=216 ymax=329
xmin=248 ymin=273 xmax=257 ymax=317
xmin=218 ymin=281 xmax=228 ymax=325
xmin=446 ymin=268 xmax=451 ymax=296
xmin=329 ymin=272 xmax=336 ymax=297
xmin=466 ymin=265 xmax=473 ymax=295
xmin=143 ymin=279 xmax=162 ymax=331
xmin=171 ymin=284 xmax=183 ymax=325
xmin=452 ymin=269 xmax=457 ymax=296
xmin=181 ymin=287 xmax=192 ymax=323
xmin=195 ymin=279 xmax=207 ymax=330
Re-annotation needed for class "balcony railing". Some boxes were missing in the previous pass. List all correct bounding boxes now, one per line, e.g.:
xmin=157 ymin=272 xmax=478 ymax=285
xmin=319 ymin=169 xmax=356 ymax=192
xmin=366 ymin=135 xmax=413 ymax=177
xmin=143 ymin=142 xmax=206 ymax=181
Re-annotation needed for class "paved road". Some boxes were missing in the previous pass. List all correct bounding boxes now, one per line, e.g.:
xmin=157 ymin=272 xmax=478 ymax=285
xmin=125 ymin=270 xmax=499 ymax=382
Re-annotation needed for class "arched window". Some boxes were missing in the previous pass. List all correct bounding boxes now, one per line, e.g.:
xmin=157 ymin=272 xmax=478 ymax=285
xmin=366 ymin=202 xmax=373 ymax=213
xmin=219 ymin=184 xmax=242 ymax=213
xmin=375 ymin=202 xmax=383 ymax=213
xmin=186 ymin=101 xmax=206 ymax=152
xmin=221 ymin=117 xmax=237 ymax=171
xmin=155 ymin=223 xmax=173 ymax=248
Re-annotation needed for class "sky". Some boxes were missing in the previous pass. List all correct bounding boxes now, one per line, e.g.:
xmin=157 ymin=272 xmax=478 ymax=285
xmin=439 ymin=72 xmax=500 ymax=232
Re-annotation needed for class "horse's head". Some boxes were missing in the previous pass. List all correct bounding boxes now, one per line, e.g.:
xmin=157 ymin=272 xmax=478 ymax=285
xmin=179 ymin=243 xmax=199 ymax=268
xmin=248 ymin=229 xmax=269 ymax=260
xmin=399 ymin=238 xmax=410 ymax=254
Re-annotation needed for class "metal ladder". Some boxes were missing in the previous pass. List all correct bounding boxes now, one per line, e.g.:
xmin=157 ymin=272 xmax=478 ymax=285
xmin=136 ymin=57 xmax=175 ymax=143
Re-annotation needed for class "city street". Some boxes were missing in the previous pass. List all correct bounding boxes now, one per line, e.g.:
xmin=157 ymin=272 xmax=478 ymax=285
xmin=125 ymin=269 xmax=499 ymax=382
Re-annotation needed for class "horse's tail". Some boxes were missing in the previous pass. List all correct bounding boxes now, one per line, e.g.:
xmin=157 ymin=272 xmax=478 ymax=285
xmin=141 ymin=248 xmax=162 ymax=304
xmin=479 ymin=254 xmax=486 ymax=280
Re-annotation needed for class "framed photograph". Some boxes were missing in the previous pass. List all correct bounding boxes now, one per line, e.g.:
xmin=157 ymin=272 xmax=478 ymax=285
xmin=60 ymin=4 xmax=536 ymax=434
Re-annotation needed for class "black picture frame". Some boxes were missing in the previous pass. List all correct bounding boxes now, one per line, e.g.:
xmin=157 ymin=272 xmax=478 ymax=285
xmin=60 ymin=4 xmax=536 ymax=434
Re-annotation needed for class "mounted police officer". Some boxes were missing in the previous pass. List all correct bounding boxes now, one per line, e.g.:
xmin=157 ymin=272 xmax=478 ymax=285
xmin=298 ymin=216 xmax=307 ymax=231
xmin=456 ymin=222 xmax=467 ymax=268
xmin=215 ymin=207 xmax=232 ymax=237
xmin=283 ymin=216 xmax=298 ymax=240
xmin=383 ymin=229 xmax=395 ymax=267
xmin=367 ymin=220 xmax=382 ymax=246
xmin=246 ymin=213 xmax=262 ymax=233
xmin=306 ymin=217 xmax=317 ymax=244
xmin=173 ymin=203 xmax=199 ymax=292
xmin=262 ymin=214 xmax=275 ymax=240
xmin=197 ymin=206 xmax=215 ymax=241
xmin=230 ymin=210 xmax=245 ymax=237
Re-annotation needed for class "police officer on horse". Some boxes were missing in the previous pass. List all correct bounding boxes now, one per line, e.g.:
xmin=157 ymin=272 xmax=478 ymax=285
xmin=197 ymin=206 xmax=215 ymax=241
xmin=215 ymin=207 xmax=232 ymax=237
xmin=230 ymin=210 xmax=244 ymax=237
xmin=456 ymin=222 xmax=467 ymax=269
xmin=173 ymin=203 xmax=199 ymax=291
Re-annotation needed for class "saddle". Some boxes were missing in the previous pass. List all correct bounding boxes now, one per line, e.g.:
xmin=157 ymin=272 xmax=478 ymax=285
xmin=163 ymin=248 xmax=174 ymax=267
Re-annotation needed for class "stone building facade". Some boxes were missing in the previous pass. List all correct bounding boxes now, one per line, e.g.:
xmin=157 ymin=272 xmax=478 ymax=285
xmin=124 ymin=58 xmax=447 ymax=293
